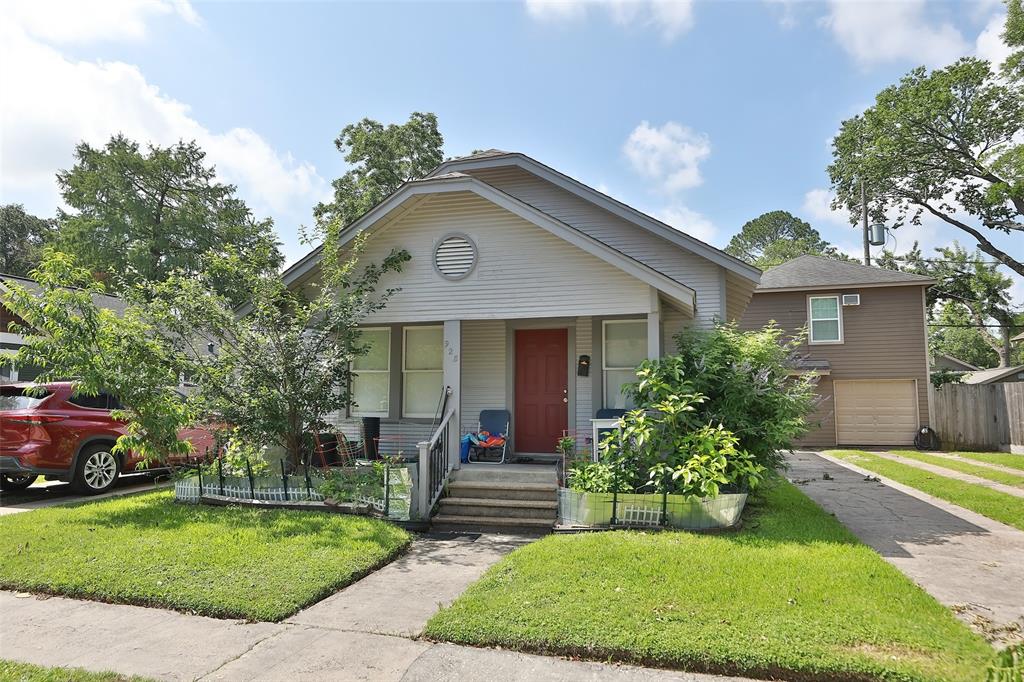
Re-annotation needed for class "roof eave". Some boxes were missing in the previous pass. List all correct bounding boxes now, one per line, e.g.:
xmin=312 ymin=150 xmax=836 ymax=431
xmin=754 ymin=279 xmax=936 ymax=294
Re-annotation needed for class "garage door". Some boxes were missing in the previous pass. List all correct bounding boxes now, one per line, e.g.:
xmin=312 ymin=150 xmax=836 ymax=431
xmin=834 ymin=380 xmax=918 ymax=446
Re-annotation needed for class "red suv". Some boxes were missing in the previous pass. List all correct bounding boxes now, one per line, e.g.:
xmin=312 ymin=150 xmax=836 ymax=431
xmin=0 ymin=382 xmax=215 ymax=494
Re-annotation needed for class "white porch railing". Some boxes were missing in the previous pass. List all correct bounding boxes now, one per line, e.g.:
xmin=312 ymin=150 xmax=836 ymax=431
xmin=416 ymin=408 xmax=456 ymax=519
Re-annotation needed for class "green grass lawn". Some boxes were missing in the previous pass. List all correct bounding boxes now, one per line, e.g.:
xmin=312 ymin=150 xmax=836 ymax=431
xmin=0 ymin=660 xmax=152 ymax=682
xmin=952 ymin=451 xmax=1024 ymax=472
xmin=830 ymin=450 xmax=1024 ymax=532
xmin=0 ymin=490 xmax=410 ymax=621
xmin=425 ymin=480 xmax=994 ymax=682
xmin=889 ymin=450 xmax=1024 ymax=487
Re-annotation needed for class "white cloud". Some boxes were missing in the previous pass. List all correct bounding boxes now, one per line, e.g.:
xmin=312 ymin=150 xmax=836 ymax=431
xmin=802 ymin=188 xmax=848 ymax=226
xmin=0 ymin=18 xmax=328 ymax=260
xmin=655 ymin=203 xmax=717 ymax=244
xmin=764 ymin=0 xmax=799 ymax=29
xmin=524 ymin=0 xmax=694 ymax=41
xmin=821 ymin=0 xmax=970 ymax=68
xmin=623 ymin=121 xmax=711 ymax=193
xmin=0 ymin=0 xmax=200 ymax=45
xmin=976 ymin=13 xmax=1013 ymax=69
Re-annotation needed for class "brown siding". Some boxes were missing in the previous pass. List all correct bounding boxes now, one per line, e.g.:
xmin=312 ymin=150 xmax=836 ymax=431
xmin=1 ymin=303 xmax=27 ymax=334
xmin=740 ymin=285 xmax=930 ymax=447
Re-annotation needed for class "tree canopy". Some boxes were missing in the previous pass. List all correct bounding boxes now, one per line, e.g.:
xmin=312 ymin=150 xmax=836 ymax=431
xmin=54 ymin=135 xmax=282 ymax=305
xmin=724 ymin=210 xmax=852 ymax=269
xmin=828 ymin=57 xmax=1024 ymax=277
xmin=0 ymin=204 xmax=54 ymax=277
xmin=313 ymin=112 xmax=444 ymax=237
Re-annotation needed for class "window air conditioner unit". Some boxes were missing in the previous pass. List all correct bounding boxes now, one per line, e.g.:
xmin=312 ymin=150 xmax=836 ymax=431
xmin=842 ymin=294 xmax=861 ymax=306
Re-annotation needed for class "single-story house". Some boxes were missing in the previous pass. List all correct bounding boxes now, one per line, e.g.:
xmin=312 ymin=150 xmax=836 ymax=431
xmin=0 ymin=274 xmax=126 ymax=384
xmin=283 ymin=150 xmax=762 ymax=468
xmin=931 ymin=353 xmax=980 ymax=374
xmin=739 ymin=255 xmax=935 ymax=448
xmin=963 ymin=365 xmax=1024 ymax=384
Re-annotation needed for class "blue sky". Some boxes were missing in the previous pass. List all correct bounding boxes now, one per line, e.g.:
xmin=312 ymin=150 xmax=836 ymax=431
xmin=1 ymin=0 xmax=1020 ymax=299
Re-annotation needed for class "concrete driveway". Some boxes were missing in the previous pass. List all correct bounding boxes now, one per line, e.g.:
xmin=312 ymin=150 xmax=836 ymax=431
xmin=788 ymin=450 xmax=1024 ymax=643
xmin=0 ymin=475 xmax=165 ymax=515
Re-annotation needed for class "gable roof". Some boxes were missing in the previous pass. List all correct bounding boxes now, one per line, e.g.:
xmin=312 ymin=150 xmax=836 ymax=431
xmin=755 ymin=255 xmax=935 ymax=292
xmin=963 ymin=365 xmax=1024 ymax=384
xmin=430 ymin=151 xmax=761 ymax=282
xmin=0 ymin=273 xmax=126 ymax=316
xmin=1012 ymin=331 xmax=1024 ymax=343
xmin=931 ymin=352 xmax=980 ymax=372
xmin=281 ymin=172 xmax=697 ymax=313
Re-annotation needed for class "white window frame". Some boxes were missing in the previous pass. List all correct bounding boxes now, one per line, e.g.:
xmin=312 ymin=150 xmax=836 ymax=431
xmin=808 ymin=295 xmax=844 ymax=345
xmin=402 ymin=325 xmax=443 ymax=418
xmin=350 ymin=326 xmax=391 ymax=418
xmin=601 ymin=319 xmax=647 ymax=408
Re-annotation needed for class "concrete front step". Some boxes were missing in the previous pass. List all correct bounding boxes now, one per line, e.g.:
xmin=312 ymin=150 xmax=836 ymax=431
xmin=431 ymin=513 xmax=555 ymax=532
xmin=450 ymin=465 xmax=557 ymax=485
xmin=439 ymin=496 xmax=557 ymax=519
xmin=445 ymin=480 xmax=557 ymax=502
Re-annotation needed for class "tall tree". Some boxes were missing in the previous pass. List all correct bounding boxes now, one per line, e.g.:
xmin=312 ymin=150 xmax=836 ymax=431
xmin=828 ymin=58 xmax=1024 ymax=277
xmin=55 ymin=135 xmax=282 ymax=304
xmin=313 ymin=112 xmax=443 ymax=237
xmin=0 ymin=204 xmax=54 ymax=277
xmin=929 ymin=301 xmax=1001 ymax=370
xmin=883 ymin=244 xmax=1021 ymax=368
xmin=724 ymin=210 xmax=852 ymax=269
xmin=1003 ymin=0 xmax=1024 ymax=81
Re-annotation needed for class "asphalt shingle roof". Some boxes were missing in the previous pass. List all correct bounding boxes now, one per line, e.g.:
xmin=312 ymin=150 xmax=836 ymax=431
xmin=0 ymin=273 xmax=126 ymax=315
xmin=756 ymin=255 xmax=934 ymax=291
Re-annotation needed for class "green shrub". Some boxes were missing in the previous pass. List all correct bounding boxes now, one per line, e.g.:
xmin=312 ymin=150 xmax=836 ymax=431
xmin=579 ymin=389 xmax=764 ymax=496
xmin=623 ymin=323 xmax=818 ymax=470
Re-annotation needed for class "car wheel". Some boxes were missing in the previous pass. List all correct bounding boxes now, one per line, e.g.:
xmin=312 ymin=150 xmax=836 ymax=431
xmin=0 ymin=473 xmax=38 ymax=491
xmin=73 ymin=445 xmax=121 ymax=494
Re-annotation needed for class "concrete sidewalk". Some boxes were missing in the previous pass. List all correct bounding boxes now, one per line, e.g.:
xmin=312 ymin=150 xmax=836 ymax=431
xmin=788 ymin=450 xmax=1024 ymax=641
xmin=0 ymin=534 xmax=752 ymax=681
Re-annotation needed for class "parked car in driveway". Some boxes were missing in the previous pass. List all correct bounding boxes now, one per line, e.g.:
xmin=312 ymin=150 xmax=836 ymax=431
xmin=0 ymin=382 xmax=216 ymax=494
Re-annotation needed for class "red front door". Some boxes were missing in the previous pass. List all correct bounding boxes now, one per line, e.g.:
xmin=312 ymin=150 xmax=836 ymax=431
xmin=514 ymin=328 xmax=568 ymax=453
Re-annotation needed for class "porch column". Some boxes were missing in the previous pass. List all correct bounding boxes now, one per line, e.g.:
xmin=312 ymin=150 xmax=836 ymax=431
xmin=647 ymin=287 xmax=662 ymax=360
xmin=443 ymin=319 xmax=462 ymax=469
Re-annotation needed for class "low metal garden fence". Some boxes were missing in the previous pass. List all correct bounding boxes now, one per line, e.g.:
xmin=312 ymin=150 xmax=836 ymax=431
xmin=557 ymin=487 xmax=747 ymax=531
xmin=173 ymin=458 xmax=414 ymax=521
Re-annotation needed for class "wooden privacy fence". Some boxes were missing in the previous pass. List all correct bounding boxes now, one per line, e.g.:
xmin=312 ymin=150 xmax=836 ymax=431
xmin=928 ymin=382 xmax=1024 ymax=453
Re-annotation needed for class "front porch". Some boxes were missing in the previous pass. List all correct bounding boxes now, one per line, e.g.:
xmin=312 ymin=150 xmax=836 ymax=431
xmin=328 ymin=305 xmax=689 ymax=524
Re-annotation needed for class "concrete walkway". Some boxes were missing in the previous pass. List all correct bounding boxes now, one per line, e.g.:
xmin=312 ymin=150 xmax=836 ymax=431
xmin=0 ymin=477 xmax=166 ymax=516
xmin=866 ymin=450 xmax=1024 ymax=498
xmin=0 ymin=533 xmax=751 ymax=681
xmin=788 ymin=450 xmax=1024 ymax=642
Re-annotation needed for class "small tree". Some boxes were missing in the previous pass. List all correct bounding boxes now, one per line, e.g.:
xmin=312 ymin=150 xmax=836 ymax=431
xmin=148 ymin=235 xmax=410 ymax=462
xmin=2 ymin=252 xmax=196 ymax=464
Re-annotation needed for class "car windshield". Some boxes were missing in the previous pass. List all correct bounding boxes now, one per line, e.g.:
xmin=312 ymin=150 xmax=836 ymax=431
xmin=0 ymin=386 xmax=51 ymax=411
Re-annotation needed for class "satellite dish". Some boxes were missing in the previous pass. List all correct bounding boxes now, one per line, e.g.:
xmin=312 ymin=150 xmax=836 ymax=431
xmin=869 ymin=223 xmax=886 ymax=246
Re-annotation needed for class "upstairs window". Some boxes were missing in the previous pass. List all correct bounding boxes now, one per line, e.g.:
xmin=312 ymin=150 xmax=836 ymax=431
xmin=808 ymin=296 xmax=843 ymax=344
xmin=602 ymin=320 xmax=647 ymax=409
xmin=351 ymin=328 xmax=390 ymax=417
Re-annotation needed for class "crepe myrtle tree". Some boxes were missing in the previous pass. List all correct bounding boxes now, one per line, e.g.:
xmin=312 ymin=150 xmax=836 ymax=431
xmin=1 ymin=251 xmax=197 ymax=464
xmin=148 ymin=232 xmax=410 ymax=463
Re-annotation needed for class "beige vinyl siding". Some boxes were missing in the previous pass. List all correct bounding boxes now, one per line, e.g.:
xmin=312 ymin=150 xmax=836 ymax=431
xmin=740 ymin=284 xmax=930 ymax=447
xmin=661 ymin=305 xmax=689 ymax=354
xmin=467 ymin=166 xmax=725 ymax=328
xmin=725 ymin=271 xmax=754 ymax=322
xmin=350 ymin=192 xmax=650 ymax=322
xmin=575 ymin=315 xmax=593 ymax=438
xmin=800 ymin=376 xmax=837 ymax=448
xmin=461 ymin=319 xmax=507 ymax=434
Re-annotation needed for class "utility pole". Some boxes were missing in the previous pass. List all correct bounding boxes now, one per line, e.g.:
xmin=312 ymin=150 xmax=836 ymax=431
xmin=861 ymin=180 xmax=870 ymax=266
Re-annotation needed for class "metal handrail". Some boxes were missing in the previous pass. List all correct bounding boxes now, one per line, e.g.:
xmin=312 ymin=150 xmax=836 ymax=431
xmin=427 ymin=409 xmax=456 ymax=447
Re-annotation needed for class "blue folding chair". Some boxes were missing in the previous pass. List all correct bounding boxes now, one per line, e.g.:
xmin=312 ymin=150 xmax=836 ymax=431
xmin=467 ymin=409 xmax=510 ymax=465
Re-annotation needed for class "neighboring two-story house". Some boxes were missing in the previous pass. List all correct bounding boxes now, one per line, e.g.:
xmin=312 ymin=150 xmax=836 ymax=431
xmin=740 ymin=255 xmax=935 ymax=448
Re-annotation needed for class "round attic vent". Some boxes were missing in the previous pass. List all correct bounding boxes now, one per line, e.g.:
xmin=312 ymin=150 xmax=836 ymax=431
xmin=434 ymin=234 xmax=477 ymax=280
